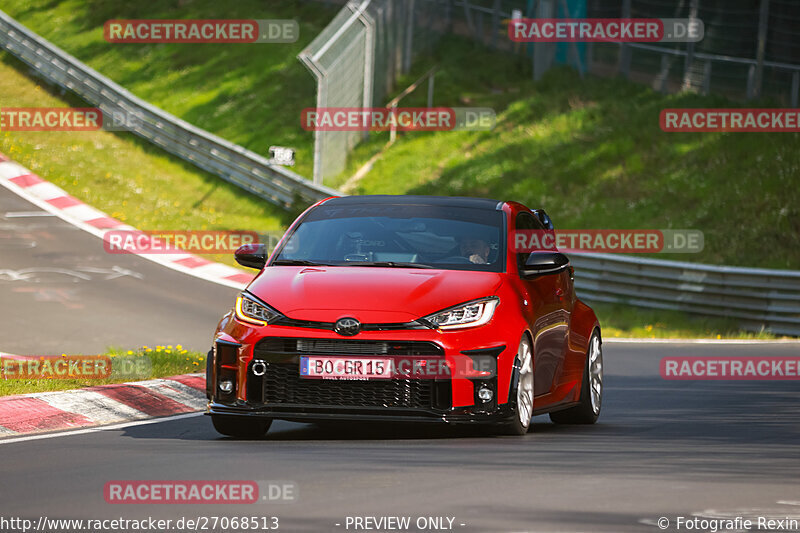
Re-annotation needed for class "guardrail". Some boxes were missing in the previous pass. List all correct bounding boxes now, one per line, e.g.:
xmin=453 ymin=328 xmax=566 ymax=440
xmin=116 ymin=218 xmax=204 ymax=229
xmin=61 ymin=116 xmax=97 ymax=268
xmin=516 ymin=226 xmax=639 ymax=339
xmin=0 ymin=9 xmax=340 ymax=209
xmin=1 ymin=10 xmax=798 ymax=336
xmin=571 ymin=253 xmax=800 ymax=337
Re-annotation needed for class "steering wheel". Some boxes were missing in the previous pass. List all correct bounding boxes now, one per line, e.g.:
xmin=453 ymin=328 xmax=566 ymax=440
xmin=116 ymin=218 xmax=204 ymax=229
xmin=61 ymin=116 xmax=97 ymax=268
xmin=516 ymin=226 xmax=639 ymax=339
xmin=436 ymin=256 xmax=473 ymax=264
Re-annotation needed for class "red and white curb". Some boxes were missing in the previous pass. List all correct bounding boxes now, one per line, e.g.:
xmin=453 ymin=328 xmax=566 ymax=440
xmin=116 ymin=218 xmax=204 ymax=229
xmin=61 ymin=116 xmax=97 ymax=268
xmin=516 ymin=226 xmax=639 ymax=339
xmin=0 ymin=152 xmax=254 ymax=289
xmin=0 ymin=373 xmax=206 ymax=437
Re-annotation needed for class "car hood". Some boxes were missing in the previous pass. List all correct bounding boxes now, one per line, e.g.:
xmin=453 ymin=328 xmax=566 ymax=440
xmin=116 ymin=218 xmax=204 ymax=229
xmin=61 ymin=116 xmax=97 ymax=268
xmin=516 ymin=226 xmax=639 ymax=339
xmin=247 ymin=266 xmax=504 ymax=323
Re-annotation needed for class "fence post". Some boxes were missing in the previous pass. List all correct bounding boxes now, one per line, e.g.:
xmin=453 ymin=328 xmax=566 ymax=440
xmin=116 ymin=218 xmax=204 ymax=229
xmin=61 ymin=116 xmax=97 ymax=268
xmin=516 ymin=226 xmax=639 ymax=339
xmin=477 ymin=10 xmax=484 ymax=46
xmin=427 ymin=71 xmax=435 ymax=108
xmin=683 ymin=0 xmax=699 ymax=88
xmin=618 ymin=0 xmax=632 ymax=79
xmin=659 ymin=53 xmax=669 ymax=93
xmin=389 ymin=102 xmax=398 ymax=143
xmin=702 ymin=61 xmax=711 ymax=95
xmin=753 ymin=0 xmax=770 ymax=100
xmin=791 ymin=71 xmax=799 ymax=108
xmin=403 ymin=0 xmax=415 ymax=74
xmin=462 ymin=0 xmax=475 ymax=37
xmin=360 ymin=6 xmax=376 ymax=141
xmin=534 ymin=0 xmax=555 ymax=81
xmin=490 ymin=0 xmax=500 ymax=49
xmin=746 ymin=63 xmax=756 ymax=100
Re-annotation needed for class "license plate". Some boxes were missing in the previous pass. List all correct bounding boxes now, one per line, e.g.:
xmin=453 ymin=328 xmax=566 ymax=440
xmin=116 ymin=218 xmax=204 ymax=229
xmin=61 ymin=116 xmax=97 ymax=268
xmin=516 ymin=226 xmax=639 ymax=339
xmin=299 ymin=356 xmax=393 ymax=380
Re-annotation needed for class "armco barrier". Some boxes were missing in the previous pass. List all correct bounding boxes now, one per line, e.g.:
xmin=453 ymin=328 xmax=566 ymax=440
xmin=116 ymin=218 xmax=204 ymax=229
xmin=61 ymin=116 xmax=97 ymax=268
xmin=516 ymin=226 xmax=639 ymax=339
xmin=0 ymin=9 xmax=339 ymax=209
xmin=572 ymin=253 xmax=800 ymax=337
xmin=1 ymin=10 xmax=798 ymax=336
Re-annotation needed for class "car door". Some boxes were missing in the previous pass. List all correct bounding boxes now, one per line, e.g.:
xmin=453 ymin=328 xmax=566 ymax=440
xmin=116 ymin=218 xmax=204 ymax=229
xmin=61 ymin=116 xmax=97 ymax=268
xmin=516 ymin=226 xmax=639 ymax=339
xmin=515 ymin=211 xmax=570 ymax=396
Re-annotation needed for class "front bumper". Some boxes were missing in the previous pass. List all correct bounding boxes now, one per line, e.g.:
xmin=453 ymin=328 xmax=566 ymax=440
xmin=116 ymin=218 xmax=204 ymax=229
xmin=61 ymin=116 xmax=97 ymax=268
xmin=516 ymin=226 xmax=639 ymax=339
xmin=206 ymin=401 xmax=516 ymax=425
xmin=208 ymin=310 xmax=525 ymax=425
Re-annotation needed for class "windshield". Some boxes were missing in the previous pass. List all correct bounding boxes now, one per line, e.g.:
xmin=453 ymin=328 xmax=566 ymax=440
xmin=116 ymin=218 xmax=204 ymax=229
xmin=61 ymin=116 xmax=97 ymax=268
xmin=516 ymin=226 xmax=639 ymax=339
xmin=273 ymin=203 xmax=505 ymax=272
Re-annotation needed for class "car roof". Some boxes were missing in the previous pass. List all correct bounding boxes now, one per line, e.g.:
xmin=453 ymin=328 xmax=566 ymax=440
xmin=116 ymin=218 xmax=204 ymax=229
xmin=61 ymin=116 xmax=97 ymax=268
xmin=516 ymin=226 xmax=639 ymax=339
xmin=322 ymin=195 xmax=505 ymax=210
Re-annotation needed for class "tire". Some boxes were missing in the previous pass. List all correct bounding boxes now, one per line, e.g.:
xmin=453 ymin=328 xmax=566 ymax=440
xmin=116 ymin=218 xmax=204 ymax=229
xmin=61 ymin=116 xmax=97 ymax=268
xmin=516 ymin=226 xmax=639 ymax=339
xmin=205 ymin=349 xmax=213 ymax=400
xmin=550 ymin=330 xmax=602 ymax=425
xmin=495 ymin=335 xmax=534 ymax=436
xmin=211 ymin=415 xmax=272 ymax=439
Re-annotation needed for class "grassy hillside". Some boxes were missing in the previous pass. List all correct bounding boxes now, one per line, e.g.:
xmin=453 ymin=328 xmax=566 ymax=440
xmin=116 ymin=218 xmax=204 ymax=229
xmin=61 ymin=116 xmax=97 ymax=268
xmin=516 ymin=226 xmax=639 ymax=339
xmin=334 ymin=39 xmax=800 ymax=269
xmin=1 ymin=2 xmax=796 ymax=337
xmin=1 ymin=0 xmax=336 ymax=179
xmin=5 ymin=0 xmax=796 ymax=268
xmin=0 ymin=55 xmax=287 ymax=268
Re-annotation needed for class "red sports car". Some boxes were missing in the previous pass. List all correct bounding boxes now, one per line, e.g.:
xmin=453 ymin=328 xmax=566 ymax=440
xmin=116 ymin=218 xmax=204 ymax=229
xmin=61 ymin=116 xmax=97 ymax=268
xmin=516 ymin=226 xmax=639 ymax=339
xmin=206 ymin=196 xmax=602 ymax=437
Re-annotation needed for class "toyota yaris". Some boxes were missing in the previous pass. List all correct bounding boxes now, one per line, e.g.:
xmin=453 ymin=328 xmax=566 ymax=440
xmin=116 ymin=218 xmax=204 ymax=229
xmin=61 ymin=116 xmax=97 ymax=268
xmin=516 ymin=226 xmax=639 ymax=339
xmin=206 ymin=195 xmax=602 ymax=437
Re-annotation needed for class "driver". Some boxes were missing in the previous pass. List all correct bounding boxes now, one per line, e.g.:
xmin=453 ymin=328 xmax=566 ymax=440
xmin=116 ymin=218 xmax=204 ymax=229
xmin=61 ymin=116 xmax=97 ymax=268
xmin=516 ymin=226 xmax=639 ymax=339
xmin=460 ymin=238 xmax=491 ymax=264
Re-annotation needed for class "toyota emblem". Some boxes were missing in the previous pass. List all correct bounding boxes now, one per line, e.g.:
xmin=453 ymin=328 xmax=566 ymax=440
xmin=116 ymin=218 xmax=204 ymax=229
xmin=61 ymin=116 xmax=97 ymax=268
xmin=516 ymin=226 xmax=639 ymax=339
xmin=334 ymin=317 xmax=361 ymax=336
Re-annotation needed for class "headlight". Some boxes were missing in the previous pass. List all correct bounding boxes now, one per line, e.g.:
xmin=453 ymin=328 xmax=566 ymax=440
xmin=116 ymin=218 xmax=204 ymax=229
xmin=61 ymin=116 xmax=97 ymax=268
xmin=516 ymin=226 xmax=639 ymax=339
xmin=234 ymin=293 xmax=282 ymax=326
xmin=422 ymin=297 xmax=499 ymax=330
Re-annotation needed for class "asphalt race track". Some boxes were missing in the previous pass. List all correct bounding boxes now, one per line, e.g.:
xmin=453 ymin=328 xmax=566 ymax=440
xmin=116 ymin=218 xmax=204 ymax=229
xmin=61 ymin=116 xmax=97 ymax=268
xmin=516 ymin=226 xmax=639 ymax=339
xmin=2 ymin=184 xmax=800 ymax=532
xmin=0 ymin=185 xmax=237 ymax=354
xmin=2 ymin=342 xmax=799 ymax=532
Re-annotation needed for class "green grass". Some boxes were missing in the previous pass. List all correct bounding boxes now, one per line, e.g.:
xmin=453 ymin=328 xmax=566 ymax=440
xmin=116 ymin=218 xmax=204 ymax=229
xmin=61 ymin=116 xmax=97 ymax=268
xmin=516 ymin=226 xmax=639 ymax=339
xmin=593 ymin=303 xmax=781 ymax=340
xmin=1 ymin=0 xmax=336 ymax=179
xmin=0 ymin=55 xmax=290 ymax=268
xmin=5 ymin=1 xmax=797 ymax=268
xmin=0 ymin=345 xmax=205 ymax=396
xmin=336 ymin=38 xmax=800 ymax=269
xmin=1 ymin=3 xmax=796 ymax=337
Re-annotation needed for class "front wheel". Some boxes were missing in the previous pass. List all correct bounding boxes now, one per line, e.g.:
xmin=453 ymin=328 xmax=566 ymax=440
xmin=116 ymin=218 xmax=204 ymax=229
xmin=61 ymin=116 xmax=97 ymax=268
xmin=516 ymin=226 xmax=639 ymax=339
xmin=211 ymin=415 xmax=272 ymax=439
xmin=550 ymin=330 xmax=602 ymax=425
xmin=495 ymin=335 xmax=534 ymax=436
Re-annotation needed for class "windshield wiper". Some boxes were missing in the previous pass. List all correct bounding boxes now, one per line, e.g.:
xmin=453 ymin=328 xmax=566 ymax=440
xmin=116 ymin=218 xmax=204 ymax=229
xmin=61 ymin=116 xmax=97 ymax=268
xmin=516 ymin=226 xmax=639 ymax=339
xmin=343 ymin=261 xmax=435 ymax=269
xmin=271 ymin=259 xmax=331 ymax=266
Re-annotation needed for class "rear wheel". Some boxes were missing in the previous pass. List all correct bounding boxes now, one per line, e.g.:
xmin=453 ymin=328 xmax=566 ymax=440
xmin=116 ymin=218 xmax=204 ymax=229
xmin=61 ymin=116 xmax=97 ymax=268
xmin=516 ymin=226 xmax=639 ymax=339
xmin=211 ymin=415 xmax=272 ymax=439
xmin=495 ymin=335 xmax=533 ymax=436
xmin=550 ymin=330 xmax=602 ymax=425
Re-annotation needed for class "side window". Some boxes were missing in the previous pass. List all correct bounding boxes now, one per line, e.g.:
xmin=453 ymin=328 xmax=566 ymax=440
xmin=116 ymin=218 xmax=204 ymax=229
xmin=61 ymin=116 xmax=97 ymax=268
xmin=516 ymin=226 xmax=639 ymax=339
xmin=515 ymin=212 xmax=544 ymax=269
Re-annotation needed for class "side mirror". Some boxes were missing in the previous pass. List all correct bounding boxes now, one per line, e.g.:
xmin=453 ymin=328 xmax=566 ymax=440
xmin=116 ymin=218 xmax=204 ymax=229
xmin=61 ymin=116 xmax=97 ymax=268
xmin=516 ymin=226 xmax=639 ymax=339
xmin=521 ymin=251 xmax=569 ymax=277
xmin=234 ymin=243 xmax=268 ymax=269
xmin=532 ymin=209 xmax=554 ymax=230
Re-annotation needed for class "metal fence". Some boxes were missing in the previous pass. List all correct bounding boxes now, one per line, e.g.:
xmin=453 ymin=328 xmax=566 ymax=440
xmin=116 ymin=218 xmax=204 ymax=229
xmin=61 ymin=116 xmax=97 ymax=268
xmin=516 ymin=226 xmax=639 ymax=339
xmin=440 ymin=0 xmax=800 ymax=104
xmin=298 ymin=0 xmax=448 ymax=184
xmin=302 ymin=0 xmax=799 ymax=186
xmin=0 ymin=9 xmax=339 ymax=209
xmin=590 ymin=0 xmax=800 ymax=106
xmin=2 ymin=8 xmax=799 ymax=335
xmin=572 ymin=253 xmax=800 ymax=337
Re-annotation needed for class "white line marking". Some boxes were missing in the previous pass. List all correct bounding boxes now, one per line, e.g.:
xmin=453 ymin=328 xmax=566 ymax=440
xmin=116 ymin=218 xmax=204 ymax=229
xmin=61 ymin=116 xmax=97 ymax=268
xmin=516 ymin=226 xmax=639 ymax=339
xmin=60 ymin=203 xmax=108 ymax=222
xmin=127 ymin=379 xmax=206 ymax=410
xmin=4 ymin=211 xmax=55 ymax=218
xmin=0 ymin=162 xmax=30 ymax=179
xmin=0 ymin=412 xmax=204 ymax=445
xmin=25 ymin=181 xmax=69 ymax=201
xmin=30 ymin=389 xmax=148 ymax=424
xmin=604 ymin=338 xmax=800 ymax=345
xmin=0 ymin=173 xmax=248 ymax=290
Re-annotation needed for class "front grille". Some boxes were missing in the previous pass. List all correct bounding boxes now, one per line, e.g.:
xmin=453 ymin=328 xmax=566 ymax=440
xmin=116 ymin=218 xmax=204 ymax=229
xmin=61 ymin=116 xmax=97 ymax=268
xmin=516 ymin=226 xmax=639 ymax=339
xmin=255 ymin=338 xmax=443 ymax=357
xmin=247 ymin=338 xmax=445 ymax=410
xmin=260 ymin=363 xmax=432 ymax=409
